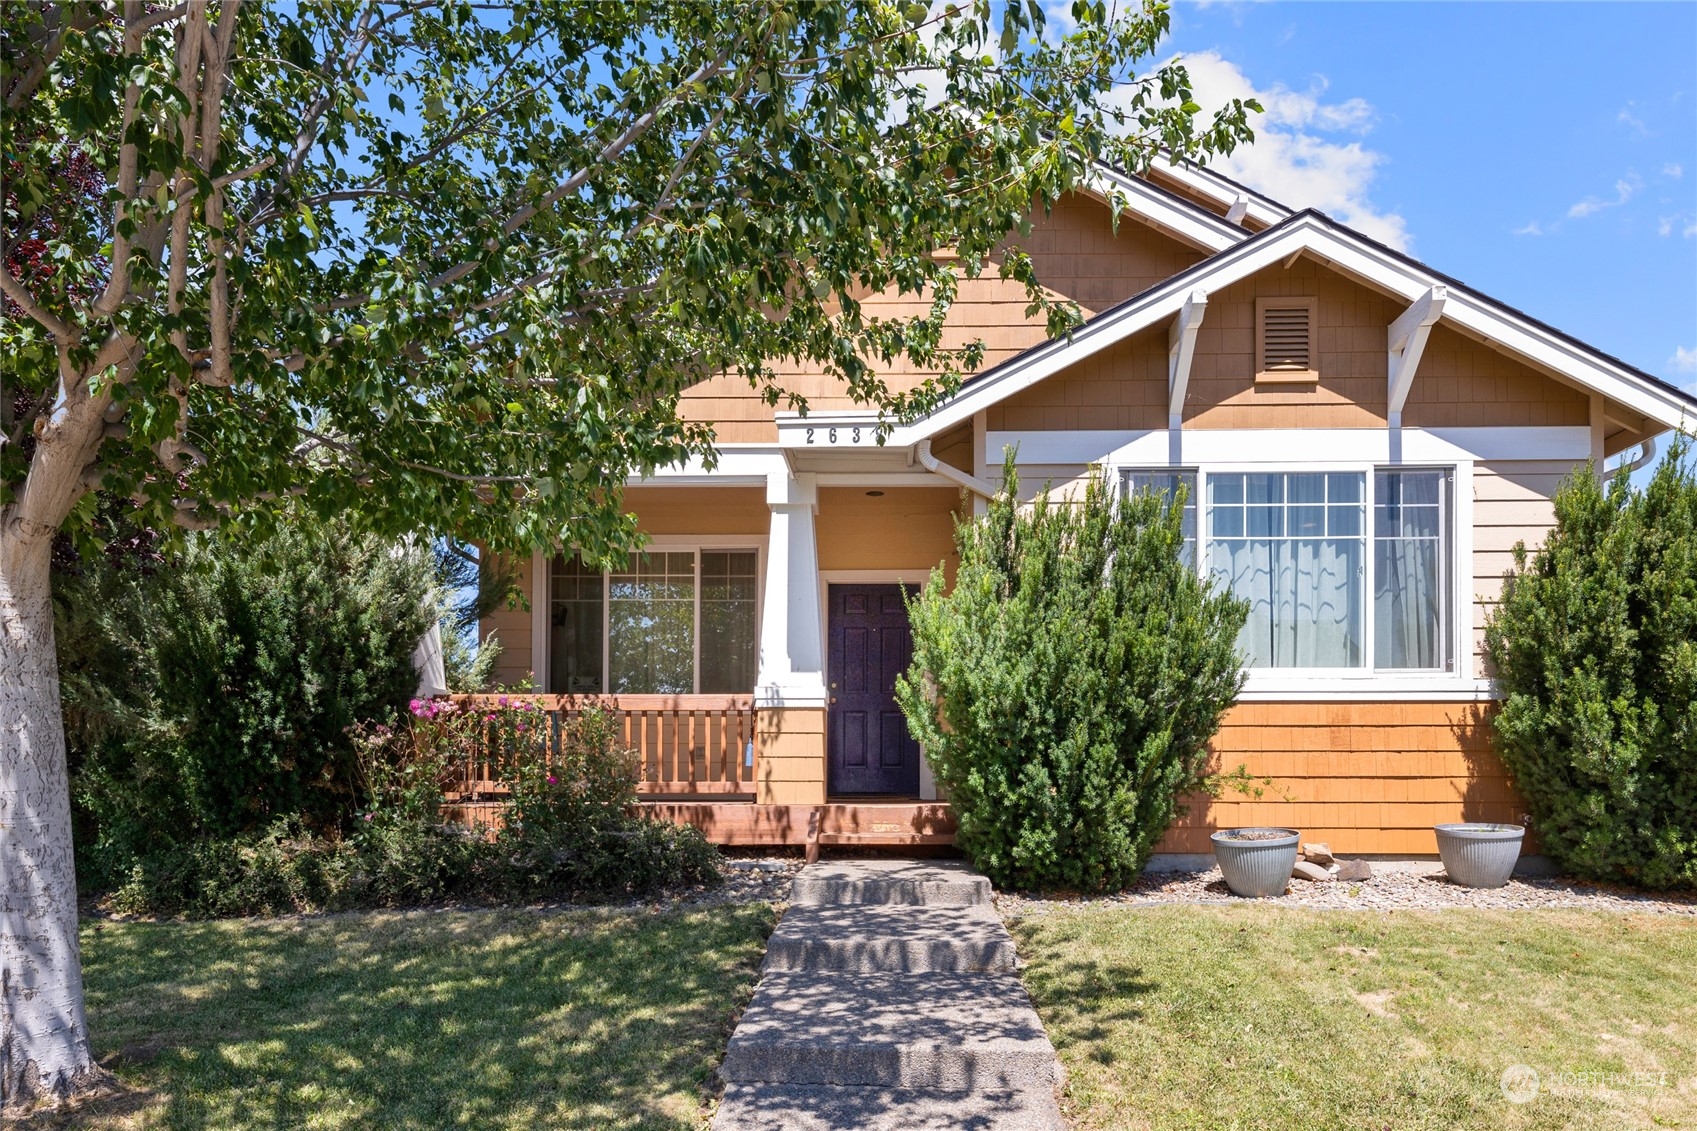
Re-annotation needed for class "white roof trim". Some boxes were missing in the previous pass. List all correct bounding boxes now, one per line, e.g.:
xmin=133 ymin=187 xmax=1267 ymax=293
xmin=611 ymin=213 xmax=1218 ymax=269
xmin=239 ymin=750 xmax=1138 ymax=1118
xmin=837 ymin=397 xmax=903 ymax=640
xmin=773 ymin=212 xmax=1697 ymax=449
xmin=1073 ymin=162 xmax=1250 ymax=253
xmin=1147 ymin=155 xmax=1291 ymax=228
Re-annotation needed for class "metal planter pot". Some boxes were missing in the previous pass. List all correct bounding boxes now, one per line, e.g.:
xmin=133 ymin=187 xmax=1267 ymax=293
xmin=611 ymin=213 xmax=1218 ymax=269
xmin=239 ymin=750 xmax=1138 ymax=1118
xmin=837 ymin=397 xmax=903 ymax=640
xmin=1211 ymin=827 xmax=1301 ymax=898
xmin=1434 ymin=823 xmax=1525 ymax=888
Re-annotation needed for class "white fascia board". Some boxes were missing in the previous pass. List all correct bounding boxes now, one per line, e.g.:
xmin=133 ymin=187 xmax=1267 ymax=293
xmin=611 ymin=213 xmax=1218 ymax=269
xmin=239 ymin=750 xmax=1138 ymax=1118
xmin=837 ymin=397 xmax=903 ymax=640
xmin=797 ymin=213 xmax=1697 ymax=448
xmin=988 ymin=426 xmax=1593 ymax=467
xmin=1148 ymin=157 xmax=1291 ymax=228
xmin=1078 ymin=164 xmax=1248 ymax=253
xmin=632 ymin=448 xmax=790 ymax=487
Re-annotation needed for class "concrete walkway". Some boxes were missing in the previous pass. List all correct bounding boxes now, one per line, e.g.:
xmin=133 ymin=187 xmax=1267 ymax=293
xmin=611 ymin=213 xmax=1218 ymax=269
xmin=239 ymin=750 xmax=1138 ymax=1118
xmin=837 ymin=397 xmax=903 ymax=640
xmin=713 ymin=860 xmax=1066 ymax=1131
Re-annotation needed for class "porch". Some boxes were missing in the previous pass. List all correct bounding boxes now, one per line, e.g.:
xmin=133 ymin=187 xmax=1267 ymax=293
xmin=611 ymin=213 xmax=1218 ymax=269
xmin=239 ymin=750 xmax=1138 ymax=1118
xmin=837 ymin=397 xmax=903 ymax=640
xmin=443 ymin=693 xmax=957 ymax=854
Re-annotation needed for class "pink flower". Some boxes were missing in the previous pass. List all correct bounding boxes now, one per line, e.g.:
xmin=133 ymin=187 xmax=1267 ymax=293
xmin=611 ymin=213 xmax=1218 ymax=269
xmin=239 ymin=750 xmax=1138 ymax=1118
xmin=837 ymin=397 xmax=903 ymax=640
xmin=497 ymin=696 xmax=510 ymax=708
xmin=547 ymin=774 xmax=558 ymax=785
xmin=364 ymin=813 xmax=374 ymax=821
xmin=408 ymin=698 xmax=426 ymax=716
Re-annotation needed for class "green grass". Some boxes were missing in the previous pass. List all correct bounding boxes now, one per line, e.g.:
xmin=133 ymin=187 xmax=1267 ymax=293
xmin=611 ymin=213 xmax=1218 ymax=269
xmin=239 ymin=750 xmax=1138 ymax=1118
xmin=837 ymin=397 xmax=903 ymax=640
xmin=1010 ymin=906 xmax=1697 ymax=1131
xmin=57 ymin=904 xmax=775 ymax=1130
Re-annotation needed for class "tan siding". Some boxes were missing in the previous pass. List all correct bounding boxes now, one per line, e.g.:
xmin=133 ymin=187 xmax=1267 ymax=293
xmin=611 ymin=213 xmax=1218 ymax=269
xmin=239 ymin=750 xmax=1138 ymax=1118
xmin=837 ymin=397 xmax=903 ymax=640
xmin=757 ymin=707 xmax=827 ymax=805
xmin=625 ymin=486 xmax=769 ymax=536
xmin=930 ymin=420 xmax=975 ymax=475
xmin=986 ymin=326 xmax=1168 ymax=433
xmin=1470 ymin=460 xmax=1573 ymax=676
xmin=1403 ymin=324 xmax=1590 ymax=427
xmin=679 ymin=195 xmax=1207 ymax=441
xmin=480 ymin=551 xmax=535 ymax=689
xmin=816 ymin=487 xmax=961 ymax=577
xmin=1157 ymin=701 xmax=1527 ymax=856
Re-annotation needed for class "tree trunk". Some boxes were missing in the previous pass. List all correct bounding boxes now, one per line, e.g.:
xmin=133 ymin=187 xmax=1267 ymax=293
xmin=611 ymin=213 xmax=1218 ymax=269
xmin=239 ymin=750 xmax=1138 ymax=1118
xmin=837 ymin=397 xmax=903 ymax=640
xmin=1 ymin=521 xmax=102 ymax=1108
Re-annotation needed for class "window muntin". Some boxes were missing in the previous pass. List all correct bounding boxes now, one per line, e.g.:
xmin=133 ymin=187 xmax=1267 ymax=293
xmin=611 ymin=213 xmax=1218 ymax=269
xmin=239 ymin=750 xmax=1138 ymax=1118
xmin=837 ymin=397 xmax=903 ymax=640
xmin=609 ymin=551 xmax=697 ymax=694
xmin=549 ymin=554 xmax=605 ymax=693
xmin=1374 ymin=469 xmax=1451 ymax=671
xmin=548 ymin=548 xmax=759 ymax=695
xmin=1207 ymin=471 xmax=1366 ymax=669
xmin=1121 ymin=469 xmax=1197 ymax=566
xmin=699 ymin=551 xmax=759 ymax=693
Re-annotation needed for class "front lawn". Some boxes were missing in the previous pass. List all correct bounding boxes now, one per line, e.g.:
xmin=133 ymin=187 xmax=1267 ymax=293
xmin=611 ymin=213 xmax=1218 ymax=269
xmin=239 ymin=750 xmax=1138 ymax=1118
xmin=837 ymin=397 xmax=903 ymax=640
xmin=57 ymin=904 xmax=774 ymax=1130
xmin=1010 ymin=906 xmax=1697 ymax=1131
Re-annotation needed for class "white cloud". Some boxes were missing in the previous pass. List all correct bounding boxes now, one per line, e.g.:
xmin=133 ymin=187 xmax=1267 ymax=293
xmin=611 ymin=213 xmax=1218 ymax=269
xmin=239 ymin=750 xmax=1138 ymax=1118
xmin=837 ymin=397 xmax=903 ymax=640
xmin=1660 ymin=217 xmax=1675 ymax=237
xmin=1664 ymin=162 xmax=1684 ymax=179
xmin=1686 ymin=219 xmax=1697 ymax=239
xmin=1567 ymin=174 xmax=1641 ymax=219
xmin=1669 ymin=346 xmax=1697 ymax=374
xmin=1618 ymin=106 xmax=1649 ymax=135
xmin=1160 ymin=52 xmax=1410 ymax=250
xmin=1514 ymin=221 xmax=1543 ymax=237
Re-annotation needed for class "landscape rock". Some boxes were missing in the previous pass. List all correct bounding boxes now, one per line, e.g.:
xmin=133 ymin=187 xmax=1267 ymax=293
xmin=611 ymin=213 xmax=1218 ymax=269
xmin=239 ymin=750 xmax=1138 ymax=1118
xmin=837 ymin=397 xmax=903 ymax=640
xmin=1301 ymin=843 xmax=1335 ymax=866
xmin=1336 ymin=860 xmax=1373 ymax=882
xmin=1292 ymin=861 xmax=1334 ymax=882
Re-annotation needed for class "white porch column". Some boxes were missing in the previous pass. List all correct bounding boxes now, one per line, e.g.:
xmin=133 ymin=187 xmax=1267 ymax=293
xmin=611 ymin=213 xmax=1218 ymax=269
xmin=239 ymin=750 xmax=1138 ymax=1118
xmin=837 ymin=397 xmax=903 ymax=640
xmin=757 ymin=470 xmax=827 ymax=707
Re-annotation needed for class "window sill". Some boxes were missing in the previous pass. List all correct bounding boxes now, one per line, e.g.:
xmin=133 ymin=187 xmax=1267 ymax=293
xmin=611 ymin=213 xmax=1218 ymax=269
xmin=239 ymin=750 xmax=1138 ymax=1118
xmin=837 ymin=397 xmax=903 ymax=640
xmin=1235 ymin=675 xmax=1495 ymax=702
xmin=1253 ymin=369 xmax=1320 ymax=386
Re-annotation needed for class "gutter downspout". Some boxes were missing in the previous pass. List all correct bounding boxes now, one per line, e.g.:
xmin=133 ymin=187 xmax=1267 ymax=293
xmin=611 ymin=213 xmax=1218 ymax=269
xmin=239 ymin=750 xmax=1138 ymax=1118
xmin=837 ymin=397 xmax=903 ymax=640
xmin=916 ymin=438 xmax=997 ymax=499
xmin=1605 ymin=435 xmax=1659 ymax=477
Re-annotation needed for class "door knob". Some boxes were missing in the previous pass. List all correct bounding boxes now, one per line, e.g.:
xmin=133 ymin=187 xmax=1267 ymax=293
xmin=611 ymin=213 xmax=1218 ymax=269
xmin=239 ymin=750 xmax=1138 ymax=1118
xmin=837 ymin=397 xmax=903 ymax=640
xmin=830 ymin=696 xmax=838 ymax=704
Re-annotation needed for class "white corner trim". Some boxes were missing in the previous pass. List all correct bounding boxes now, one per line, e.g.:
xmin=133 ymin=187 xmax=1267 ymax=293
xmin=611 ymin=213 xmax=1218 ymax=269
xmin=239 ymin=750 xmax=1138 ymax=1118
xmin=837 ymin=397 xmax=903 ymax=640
xmin=529 ymin=548 xmax=549 ymax=692
xmin=1168 ymin=289 xmax=1208 ymax=426
xmin=1387 ymin=284 xmax=1447 ymax=425
xmin=986 ymin=427 xmax=1593 ymax=468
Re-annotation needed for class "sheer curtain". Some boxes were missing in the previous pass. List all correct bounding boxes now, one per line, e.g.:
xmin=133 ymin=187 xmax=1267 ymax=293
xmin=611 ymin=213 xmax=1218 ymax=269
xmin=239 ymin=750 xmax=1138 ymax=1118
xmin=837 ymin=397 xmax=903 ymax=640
xmin=1374 ymin=470 xmax=1448 ymax=670
xmin=1208 ymin=472 xmax=1365 ymax=668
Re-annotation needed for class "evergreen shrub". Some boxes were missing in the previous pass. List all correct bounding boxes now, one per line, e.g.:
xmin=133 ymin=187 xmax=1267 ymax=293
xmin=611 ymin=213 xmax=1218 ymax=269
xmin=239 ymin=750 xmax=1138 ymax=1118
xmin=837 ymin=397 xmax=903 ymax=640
xmin=896 ymin=459 xmax=1248 ymax=892
xmin=1485 ymin=442 xmax=1697 ymax=889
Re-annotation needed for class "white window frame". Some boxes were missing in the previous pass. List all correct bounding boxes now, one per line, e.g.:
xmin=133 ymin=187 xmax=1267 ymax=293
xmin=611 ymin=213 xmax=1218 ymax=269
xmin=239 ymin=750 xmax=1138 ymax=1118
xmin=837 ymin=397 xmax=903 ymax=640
xmin=533 ymin=535 xmax=767 ymax=695
xmin=1114 ymin=459 xmax=1480 ymax=698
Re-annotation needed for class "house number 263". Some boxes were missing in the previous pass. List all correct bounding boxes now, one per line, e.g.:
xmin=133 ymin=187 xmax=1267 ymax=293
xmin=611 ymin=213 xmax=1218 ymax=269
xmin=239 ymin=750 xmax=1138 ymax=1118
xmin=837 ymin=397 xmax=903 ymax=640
xmin=804 ymin=427 xmax=861 ymax=444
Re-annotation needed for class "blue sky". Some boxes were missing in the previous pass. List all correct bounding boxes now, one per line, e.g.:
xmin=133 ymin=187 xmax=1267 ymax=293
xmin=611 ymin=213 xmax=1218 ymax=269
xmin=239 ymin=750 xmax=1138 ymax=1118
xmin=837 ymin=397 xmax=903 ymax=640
xmin=1147 ymin=1 xmax=1697 ymax=400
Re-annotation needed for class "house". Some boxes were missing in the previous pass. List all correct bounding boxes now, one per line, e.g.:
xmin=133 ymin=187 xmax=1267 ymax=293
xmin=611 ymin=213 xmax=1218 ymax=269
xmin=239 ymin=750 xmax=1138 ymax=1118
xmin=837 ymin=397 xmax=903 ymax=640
xmin=475 ymin=157 xmax=1697 ymax=858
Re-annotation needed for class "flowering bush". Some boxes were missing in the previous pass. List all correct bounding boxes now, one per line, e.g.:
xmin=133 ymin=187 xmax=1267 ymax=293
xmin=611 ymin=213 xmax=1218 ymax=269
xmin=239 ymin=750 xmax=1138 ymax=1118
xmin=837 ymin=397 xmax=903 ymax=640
xmin=110 ymin=697 xmax=720 ymax=917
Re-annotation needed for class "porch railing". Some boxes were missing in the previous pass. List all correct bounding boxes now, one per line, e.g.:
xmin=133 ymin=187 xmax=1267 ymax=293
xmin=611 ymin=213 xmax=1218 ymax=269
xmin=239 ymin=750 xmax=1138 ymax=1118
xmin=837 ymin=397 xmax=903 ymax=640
xmin=447 ymin=694 xmax=757 ymax=798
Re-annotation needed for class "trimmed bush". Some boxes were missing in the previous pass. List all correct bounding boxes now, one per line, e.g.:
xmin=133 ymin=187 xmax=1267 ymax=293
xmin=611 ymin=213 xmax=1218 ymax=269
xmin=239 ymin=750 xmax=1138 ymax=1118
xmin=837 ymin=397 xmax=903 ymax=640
xmin=1484 ymin=443 xmax=1697 ymax=889
xmin=896 ymin=460 xmax=1248 ymax=892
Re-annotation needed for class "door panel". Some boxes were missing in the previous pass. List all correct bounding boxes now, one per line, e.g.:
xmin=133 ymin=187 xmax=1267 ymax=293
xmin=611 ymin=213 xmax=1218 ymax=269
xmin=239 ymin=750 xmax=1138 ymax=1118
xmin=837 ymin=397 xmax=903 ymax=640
xmin=827 ymin=583 xmax=921 ymax=795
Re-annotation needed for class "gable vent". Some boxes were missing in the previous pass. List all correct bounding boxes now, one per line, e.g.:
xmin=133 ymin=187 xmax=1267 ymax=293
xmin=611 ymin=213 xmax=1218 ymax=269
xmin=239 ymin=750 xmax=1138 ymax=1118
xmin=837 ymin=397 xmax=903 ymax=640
xmin=1263 ymin=306 xmax=1311 ymax=370
xmin=1255 ymin=296 xmax=1319 ymax=383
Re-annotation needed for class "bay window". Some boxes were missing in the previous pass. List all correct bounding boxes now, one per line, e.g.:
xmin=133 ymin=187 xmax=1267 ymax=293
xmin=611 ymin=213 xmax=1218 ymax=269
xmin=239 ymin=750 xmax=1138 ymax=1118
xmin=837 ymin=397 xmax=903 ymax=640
xmin=1119 ymin=465 xmax=1455 ymax=675
xmin=547 ymin=548 xmax=760 ymax=695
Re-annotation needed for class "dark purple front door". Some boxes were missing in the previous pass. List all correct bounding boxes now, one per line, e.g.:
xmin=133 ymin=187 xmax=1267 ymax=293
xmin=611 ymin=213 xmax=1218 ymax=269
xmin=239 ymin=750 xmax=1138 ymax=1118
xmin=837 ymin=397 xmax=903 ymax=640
xmin=827 ymin=584 xmax=921 ymax=796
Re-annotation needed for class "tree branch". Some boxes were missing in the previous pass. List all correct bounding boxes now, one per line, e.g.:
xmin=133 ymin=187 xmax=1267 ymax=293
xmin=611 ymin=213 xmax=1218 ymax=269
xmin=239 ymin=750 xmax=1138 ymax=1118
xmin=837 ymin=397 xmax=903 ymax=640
xmin=0 ymin=255 xmax=78 ymax=341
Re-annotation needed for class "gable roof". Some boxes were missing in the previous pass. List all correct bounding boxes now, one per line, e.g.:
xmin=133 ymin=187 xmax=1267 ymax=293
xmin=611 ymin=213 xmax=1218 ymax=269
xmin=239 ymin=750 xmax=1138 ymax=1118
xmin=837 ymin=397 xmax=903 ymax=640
xmin=774 ymin=207 xmax=1697 ymax=448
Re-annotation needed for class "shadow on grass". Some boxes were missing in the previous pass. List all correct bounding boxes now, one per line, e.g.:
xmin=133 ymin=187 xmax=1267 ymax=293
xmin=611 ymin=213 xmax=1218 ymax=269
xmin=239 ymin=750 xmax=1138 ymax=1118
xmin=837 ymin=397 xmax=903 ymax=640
xmin=74 ymin=904 xmax=775 ymax=1131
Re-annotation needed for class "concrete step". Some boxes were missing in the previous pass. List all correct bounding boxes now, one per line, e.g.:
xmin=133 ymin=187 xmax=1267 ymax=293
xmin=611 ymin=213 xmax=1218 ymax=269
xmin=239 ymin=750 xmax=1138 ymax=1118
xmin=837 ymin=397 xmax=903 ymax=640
xmin=789 ymin=860 xmax=992 ymax=907
xmin=712 ymin=1082 xmax=1066 ymax=1131
xmin=763 ymin=904 xmax=1017 ymax=974
xmin=720 ymin=971 xmax=1058 ymax=1091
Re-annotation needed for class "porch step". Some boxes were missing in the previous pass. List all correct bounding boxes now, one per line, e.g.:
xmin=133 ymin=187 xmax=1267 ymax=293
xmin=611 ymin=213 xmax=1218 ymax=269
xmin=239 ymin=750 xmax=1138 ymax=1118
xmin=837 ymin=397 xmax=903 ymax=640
xmin=789 ymin=859 xmax=991 ymax=907
xmin=763 ymin=904 xmax=1016 ymax=974
xmin=719 ymin=971 xmax=1059 ymax=1091
xmin=713 ymin=1082 xmax=1066 ymax=1131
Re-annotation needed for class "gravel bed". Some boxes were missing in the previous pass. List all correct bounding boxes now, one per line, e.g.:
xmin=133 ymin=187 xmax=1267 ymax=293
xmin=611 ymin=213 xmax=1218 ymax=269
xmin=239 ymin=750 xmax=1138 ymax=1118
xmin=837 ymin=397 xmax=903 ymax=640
xmin=660 ymin=853 xmax=806 ymax=911
xmin=996 ymin=862 xmax=1697 ymax=917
